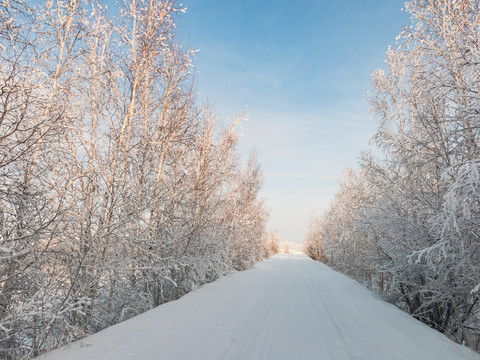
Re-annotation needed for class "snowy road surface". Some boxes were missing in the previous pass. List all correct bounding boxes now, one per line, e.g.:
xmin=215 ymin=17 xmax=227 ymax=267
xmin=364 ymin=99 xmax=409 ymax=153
xmin=41 ymin=254 xmax=478 ymax=360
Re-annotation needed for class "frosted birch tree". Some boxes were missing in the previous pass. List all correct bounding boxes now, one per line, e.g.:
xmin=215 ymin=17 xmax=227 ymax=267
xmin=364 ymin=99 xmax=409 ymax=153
xmin=309 ymin=0 xmax=480 ymax=349
xmin=0 ymin=1 xmax=270 ymax=358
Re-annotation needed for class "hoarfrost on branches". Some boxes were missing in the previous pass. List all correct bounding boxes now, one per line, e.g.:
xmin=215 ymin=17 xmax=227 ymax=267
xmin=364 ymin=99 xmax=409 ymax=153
xmin=0 ymin=1 xmax=273 ymax=358
xmin=305 ymin=0 xmax=480 ymax=352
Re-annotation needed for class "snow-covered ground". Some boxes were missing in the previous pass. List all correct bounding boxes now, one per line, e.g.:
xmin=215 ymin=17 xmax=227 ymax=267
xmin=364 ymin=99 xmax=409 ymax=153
xmin=39 ymin=254 xmax=478 ymax=360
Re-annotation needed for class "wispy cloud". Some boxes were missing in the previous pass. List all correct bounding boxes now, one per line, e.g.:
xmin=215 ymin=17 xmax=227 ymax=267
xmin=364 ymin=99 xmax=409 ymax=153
xmin=180 ymin=0 xmax=409 ymax=243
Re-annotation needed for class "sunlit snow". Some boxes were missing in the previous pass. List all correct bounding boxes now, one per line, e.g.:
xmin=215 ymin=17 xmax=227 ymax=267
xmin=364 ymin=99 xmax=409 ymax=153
xmin=40 ymin=254 xmax=478 ymax=360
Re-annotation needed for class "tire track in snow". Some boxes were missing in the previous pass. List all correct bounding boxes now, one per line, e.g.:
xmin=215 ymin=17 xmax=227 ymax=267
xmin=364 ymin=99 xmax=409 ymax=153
xmin=40 ymin=254 xmax=479 ymax=360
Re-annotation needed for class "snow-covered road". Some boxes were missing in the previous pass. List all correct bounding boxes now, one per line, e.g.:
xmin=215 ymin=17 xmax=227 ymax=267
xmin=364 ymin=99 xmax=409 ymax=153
xmin=41 ymin=254 xmax=478 ymax=360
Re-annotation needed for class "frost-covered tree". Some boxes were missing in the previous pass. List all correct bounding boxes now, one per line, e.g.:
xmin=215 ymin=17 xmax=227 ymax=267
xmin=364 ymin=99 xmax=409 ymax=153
xmin=308 ymin=0 xmax=480 ymax=350
xmin=0 ymin=1 xmax=269 ymax=358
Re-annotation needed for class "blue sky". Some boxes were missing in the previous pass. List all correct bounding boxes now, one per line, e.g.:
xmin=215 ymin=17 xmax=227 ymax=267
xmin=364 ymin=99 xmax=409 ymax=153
xmin=178 ymin=0 xmax=411 ymax=244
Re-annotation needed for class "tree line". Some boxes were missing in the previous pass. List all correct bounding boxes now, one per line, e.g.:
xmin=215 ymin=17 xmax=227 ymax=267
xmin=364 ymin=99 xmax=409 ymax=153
xmin=305 ymin=0 xmax=480 ymax=351
xmin=0 ymin=1 xmax=276 ymax=358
